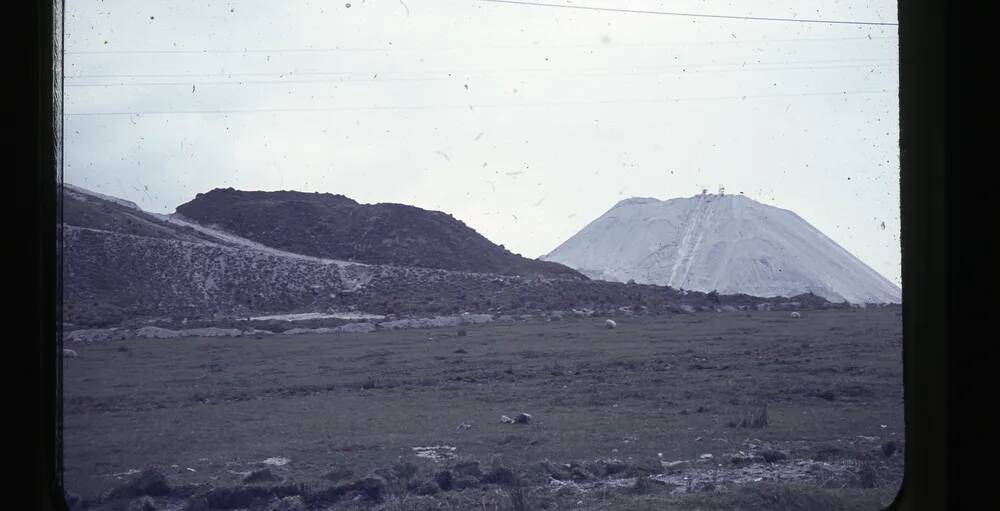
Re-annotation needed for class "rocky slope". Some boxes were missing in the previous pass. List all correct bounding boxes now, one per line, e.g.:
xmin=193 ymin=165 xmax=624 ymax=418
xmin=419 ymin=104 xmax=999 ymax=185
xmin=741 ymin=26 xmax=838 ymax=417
xmin=61 ymin=185 xmax=838 ymax=328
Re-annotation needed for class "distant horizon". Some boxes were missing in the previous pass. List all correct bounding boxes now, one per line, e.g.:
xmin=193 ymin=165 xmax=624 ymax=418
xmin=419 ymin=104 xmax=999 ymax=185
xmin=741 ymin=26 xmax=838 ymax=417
xmin=63 ymin=180 xmax=901 ymax=288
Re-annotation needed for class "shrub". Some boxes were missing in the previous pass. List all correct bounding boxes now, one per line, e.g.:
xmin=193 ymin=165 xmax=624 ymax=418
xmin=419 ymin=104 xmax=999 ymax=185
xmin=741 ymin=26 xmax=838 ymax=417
xmin=738 ymin=402 xmax=769 ymax=429
xmin=393 ymin=462 xmax=419 ymax=481
xmin=856 ymin=456 xmax=879 ymax=488
xmin=880 ymin=440 xmax=899 ymax=458
xmin=504 ymin=477 xmax=531 ymax=511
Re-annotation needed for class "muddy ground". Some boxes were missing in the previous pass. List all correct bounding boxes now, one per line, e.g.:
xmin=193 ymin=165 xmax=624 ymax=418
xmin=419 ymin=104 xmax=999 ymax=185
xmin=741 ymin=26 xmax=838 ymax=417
xmin=62 ymin=307 xmax=903 ymax=510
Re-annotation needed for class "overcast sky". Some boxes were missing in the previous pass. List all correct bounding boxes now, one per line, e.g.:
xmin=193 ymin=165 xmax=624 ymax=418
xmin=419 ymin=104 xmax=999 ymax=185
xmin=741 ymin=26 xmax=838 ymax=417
xmin=63 ymin=0 xmax=901 ymax=286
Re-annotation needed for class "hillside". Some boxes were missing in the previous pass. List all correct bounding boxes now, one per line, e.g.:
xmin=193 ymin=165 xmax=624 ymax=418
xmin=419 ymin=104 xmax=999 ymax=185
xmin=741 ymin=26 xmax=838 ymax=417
xmin=174 ymin=188 xmax=585 ymax=280
xmin=63 ymin=184 xmax=221 ymax=244
xmin=61 ymin=185 xmax=838 ymax=328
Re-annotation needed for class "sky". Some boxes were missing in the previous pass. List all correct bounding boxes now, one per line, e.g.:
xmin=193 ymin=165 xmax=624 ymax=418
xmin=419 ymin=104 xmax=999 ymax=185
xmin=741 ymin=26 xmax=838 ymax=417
xmin=62 ymin=0 xmax=901 ymax=286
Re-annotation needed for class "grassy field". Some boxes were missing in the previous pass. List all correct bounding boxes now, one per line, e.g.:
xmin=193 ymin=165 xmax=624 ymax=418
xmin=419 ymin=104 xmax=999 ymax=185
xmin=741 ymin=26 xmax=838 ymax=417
xmin=62 ymin=307 xmax=904 ymax=510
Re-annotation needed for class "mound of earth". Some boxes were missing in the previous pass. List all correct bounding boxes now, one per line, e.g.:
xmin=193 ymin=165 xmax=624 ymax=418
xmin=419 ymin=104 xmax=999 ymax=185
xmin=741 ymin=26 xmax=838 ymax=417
xmin=175 ymin=188 xmax=585 ymax=280
xmin=543 ymin=194 xmax=901 ymax=304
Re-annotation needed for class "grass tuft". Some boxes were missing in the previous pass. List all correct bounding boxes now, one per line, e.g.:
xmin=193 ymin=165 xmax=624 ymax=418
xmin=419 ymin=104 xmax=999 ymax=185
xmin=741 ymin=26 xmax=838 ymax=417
xmin=737 ymin=401 xmax=769 ymax=429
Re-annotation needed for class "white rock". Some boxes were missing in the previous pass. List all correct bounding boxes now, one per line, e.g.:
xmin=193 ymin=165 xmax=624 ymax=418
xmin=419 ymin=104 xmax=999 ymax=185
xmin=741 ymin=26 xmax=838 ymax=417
xmin=541 ymin=194 xmax=901 ymax=304
xmin=605 ymin=319 xmax=617 ymax=329
xmin=262 ymin=457 xmax=291 ymax=466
